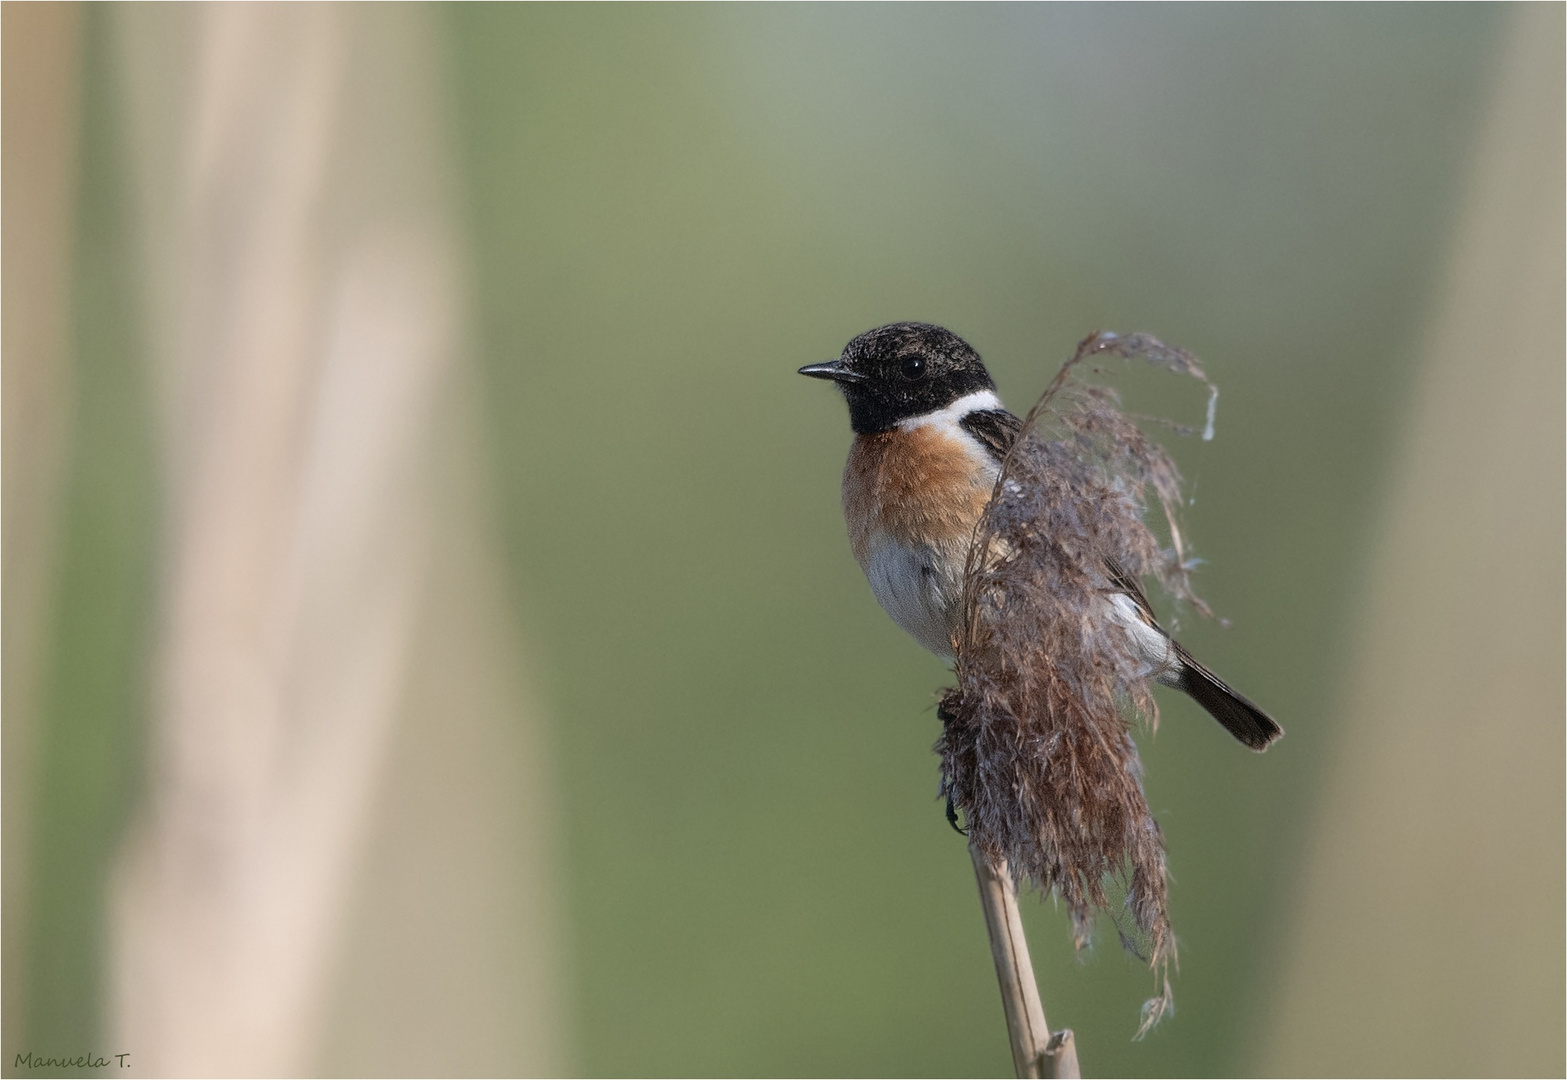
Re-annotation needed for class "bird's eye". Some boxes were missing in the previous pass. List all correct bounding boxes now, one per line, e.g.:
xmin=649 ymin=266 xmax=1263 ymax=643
xmin=900 ymin=356 xmax=927 ymax=380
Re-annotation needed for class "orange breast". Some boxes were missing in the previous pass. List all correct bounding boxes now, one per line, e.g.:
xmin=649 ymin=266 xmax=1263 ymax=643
xmin=842 ymin=426 xmax=996 ymax=566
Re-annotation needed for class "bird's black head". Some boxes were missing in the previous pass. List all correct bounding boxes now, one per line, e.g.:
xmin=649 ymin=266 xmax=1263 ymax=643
xmin=799 ymin=322 xmax=996 ymax=434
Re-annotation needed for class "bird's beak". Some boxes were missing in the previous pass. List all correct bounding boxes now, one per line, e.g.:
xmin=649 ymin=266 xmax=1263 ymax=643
xmin=798 ymin=359 xmax=865 ymax=384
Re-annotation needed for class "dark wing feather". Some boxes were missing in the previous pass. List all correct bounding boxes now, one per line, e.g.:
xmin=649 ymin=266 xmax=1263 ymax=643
xmin=959 ymin=409 xmax=1024 ymax=466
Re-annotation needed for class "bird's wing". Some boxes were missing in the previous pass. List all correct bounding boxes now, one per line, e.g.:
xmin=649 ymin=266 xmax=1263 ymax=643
xmin=958 ymin=408 xmax=1024 ymax=466
xmin=965 ymin=411 xmax=1284 ymax=750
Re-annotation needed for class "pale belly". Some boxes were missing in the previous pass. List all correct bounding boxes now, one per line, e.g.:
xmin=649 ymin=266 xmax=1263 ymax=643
xmin=860 ymin=531 xmax=970 ymax=659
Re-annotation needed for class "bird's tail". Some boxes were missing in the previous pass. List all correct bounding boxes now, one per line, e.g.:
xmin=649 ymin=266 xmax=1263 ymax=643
xmin=1170 ymin=643 xmax=1283 ymax=751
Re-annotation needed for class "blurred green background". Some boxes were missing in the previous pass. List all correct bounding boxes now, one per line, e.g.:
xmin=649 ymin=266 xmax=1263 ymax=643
xmin=4 ymin=4 xmax=1561 ymax=1077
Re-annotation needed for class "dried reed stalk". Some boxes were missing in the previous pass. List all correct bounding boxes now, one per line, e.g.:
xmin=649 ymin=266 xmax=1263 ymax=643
xmin=939 ymin=331 xmax=1218 ymax=1045
xmin=970 ymin=844 xmax=1081 ymax=1079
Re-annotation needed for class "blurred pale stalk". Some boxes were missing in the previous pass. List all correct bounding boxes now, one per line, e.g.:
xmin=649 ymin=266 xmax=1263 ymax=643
xmin=1255 ymin=6 xmax=1565 ymax=1076
xmin=105 ymin=5 xmax=564 ymax=1075
xmin=1 ymin=1 xmax=84 ymax=1057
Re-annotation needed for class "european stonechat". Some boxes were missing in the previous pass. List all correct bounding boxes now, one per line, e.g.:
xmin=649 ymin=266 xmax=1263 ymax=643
xmin=801 ymin=322 xmax=1281 ymax=750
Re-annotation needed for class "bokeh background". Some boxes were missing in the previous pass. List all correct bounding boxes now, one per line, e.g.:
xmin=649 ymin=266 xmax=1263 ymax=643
xmin=4 ymin=4 xmax=1562 ymax=1077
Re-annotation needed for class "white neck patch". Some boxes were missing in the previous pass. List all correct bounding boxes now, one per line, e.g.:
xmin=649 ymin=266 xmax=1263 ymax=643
xmin=897 ymin=388 xmax=1003 ymax=433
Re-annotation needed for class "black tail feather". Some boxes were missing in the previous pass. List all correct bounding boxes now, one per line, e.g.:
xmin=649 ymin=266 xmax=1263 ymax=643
xmin=1171 ymin=645 xmax=1282 ymax=751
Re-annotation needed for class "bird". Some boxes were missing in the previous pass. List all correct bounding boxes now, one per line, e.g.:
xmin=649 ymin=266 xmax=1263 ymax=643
xmin=800 ymin=321 xmax=1281 ymax=751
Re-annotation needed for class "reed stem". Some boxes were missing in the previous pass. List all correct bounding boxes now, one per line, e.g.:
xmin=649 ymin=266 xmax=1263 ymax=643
xmin=969 ymin=844 xmax=1082 ymax=1079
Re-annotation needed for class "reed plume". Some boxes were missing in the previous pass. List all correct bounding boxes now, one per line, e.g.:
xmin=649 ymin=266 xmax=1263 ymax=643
xmin=936 ymin=331 xmax=1218 ymax=1036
